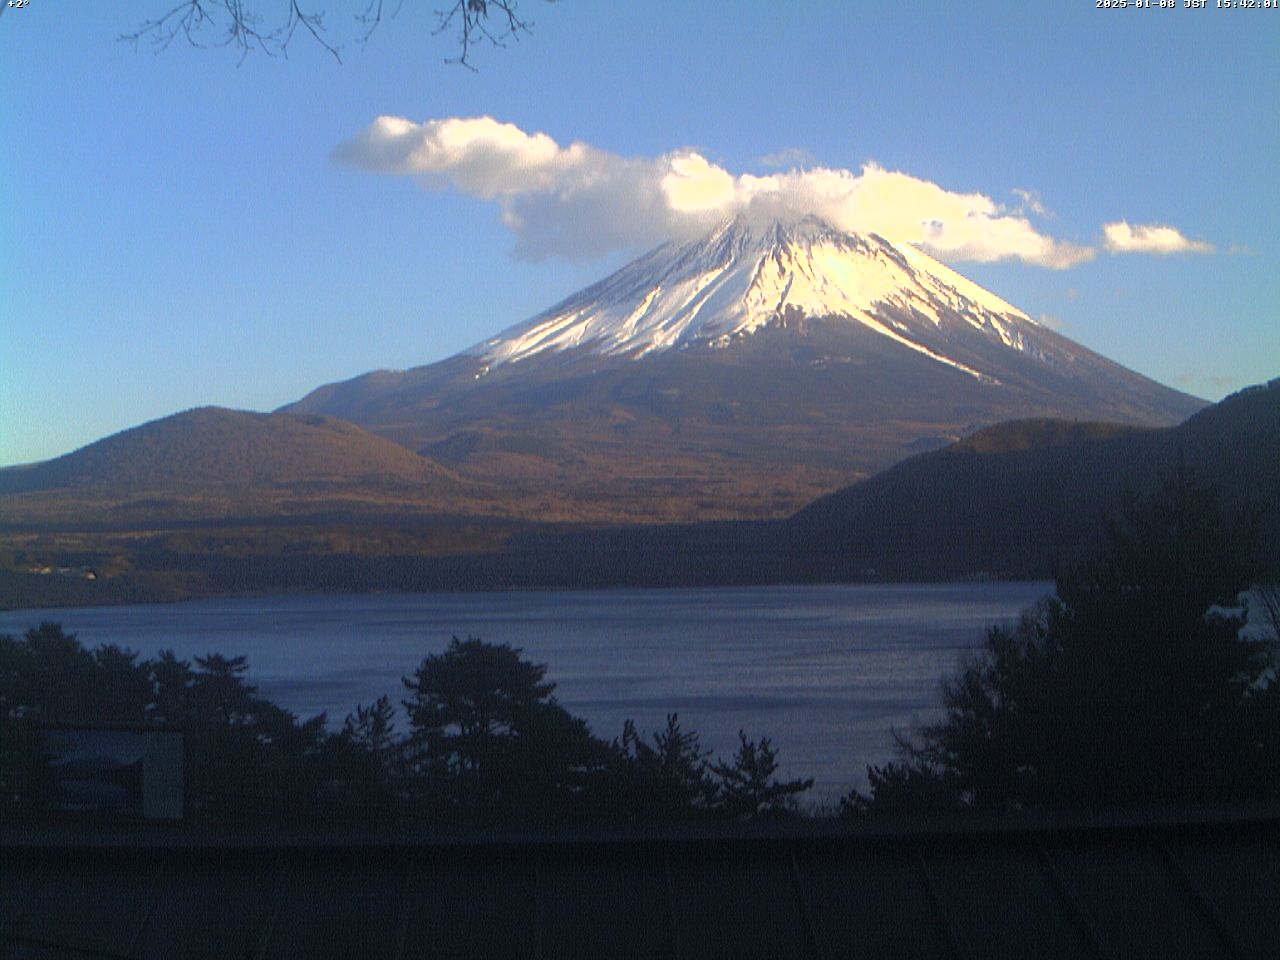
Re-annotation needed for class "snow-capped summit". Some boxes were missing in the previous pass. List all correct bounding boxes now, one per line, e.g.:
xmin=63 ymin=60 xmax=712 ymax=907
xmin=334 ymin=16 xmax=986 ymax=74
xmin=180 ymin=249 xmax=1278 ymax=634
xmin=473 ymin=216 xmax=1036 ymax=380
xmin=285 ymin=215 xmax=1204 ymax=523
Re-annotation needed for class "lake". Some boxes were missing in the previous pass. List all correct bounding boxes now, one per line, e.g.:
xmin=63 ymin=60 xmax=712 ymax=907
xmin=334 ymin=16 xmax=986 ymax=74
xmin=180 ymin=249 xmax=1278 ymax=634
xmin=0 ymin=582 xmax=1052 ymax=800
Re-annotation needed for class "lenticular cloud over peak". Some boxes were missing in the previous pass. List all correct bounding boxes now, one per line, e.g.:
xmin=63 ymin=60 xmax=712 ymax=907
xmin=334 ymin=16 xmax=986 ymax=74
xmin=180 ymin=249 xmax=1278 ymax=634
xmin=332 ymin=115 xmax=1191 ymax=269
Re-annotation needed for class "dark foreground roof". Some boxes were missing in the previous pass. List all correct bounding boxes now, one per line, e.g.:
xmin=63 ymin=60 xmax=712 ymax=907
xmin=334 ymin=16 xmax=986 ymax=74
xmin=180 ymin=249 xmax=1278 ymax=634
xmin=3 ymin=808 xmax=1279 ymax=960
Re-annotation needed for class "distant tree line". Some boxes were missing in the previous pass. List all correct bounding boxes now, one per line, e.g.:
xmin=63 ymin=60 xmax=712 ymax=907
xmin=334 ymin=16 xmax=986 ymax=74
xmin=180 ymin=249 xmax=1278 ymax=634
xmin=4 ymin=465 xmax=1277 ymax=825
xmin=0 ymin=628 xmax=811 ymax=825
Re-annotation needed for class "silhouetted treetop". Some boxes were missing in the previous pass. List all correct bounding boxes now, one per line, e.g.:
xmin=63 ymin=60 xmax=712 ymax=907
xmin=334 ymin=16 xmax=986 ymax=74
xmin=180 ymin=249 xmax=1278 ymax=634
xmin=851 ymin=464 xmax=1278 ymax=814
xmin=712 ymin=731 xmax=814 ymax=819
xmin=1058 ymin=458 xmax=1260 ymax=636
xmin=3 ymin=627 xmax=813 ymax=825
xmin=403 ymin=636 xmax=556 ymax=746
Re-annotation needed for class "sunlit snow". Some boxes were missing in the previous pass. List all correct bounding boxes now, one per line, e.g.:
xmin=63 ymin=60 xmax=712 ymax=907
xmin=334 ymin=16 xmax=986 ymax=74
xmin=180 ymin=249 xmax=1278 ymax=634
xmin=473 ymin=216 xmax=1036 ymax=379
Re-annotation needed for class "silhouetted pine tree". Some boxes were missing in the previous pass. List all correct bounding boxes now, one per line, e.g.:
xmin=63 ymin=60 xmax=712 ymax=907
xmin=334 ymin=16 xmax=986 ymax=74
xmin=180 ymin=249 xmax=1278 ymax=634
xmin=712 ymin=731 xmax=813 ymax=819
xmin=851 ymin=463 xmax=1278 ymax=813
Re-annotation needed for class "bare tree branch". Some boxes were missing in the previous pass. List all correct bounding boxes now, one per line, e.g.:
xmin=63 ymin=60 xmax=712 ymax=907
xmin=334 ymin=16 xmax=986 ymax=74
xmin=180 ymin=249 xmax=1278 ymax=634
xmin=121 ymin=0 xmax=540 ymax=68
xmin=283 ymin=0 xmax=342 ymax=63
xmin=434 ymin=0 xmax=531 ymax=69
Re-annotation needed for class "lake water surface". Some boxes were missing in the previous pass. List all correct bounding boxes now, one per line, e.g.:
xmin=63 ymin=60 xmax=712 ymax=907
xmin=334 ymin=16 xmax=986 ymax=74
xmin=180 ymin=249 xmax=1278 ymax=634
xmin=0 ymin=583 xmax=1052 ymax=799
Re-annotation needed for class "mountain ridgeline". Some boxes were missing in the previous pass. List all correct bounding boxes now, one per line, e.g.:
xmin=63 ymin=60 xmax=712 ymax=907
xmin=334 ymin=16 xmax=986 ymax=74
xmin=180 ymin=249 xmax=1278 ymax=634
xmin=788 ymin=378 xmax=1280 ymax=579
xmin=3 ymin=218 xmax=1271 ymax=605
xmin=284 ymin=218 xmax=1203 ymax=522
xmin=3 ymin=380 xmax=1272 ymax=606
xmin=0 ymin=407 xmax=497 ymax=531
xmin=0 ymin=408 xmax=459 ymax=496
xmin=505 ymin=379 xmax=1279 ymax=586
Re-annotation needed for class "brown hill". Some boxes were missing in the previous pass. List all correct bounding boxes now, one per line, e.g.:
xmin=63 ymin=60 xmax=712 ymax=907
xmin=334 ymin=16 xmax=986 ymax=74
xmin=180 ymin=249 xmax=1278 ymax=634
xmin=487 ymin=379 xmax=1279 ymax=588
xmin=785 ymin=378 xmax=1280 ymax=579
xmin=2 ymin=384 xmax=1273 ymax=607
xmin=0 ymin=407 xmax=493 ymax=529
xmin=0 ymin=407 xmax=465 ymax=494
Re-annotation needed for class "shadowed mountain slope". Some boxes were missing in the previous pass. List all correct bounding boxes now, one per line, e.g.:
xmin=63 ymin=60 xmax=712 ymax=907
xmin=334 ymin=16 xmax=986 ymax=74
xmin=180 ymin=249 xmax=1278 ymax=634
xmin=285 ymin=218 xmax=1204 ymax=522
xmin=490 ymin=379 xmax=1279 ymax=587
xmin=0 ymin=384 xmax=1273 ymax=607
xmin=785 ymin=378 xmax=1280 ymax=579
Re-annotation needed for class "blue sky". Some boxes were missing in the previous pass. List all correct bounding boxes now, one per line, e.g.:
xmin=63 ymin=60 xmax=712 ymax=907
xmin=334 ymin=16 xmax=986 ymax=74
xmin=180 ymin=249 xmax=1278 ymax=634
xmin=2 ymin=1 xmax=1277 ymax=466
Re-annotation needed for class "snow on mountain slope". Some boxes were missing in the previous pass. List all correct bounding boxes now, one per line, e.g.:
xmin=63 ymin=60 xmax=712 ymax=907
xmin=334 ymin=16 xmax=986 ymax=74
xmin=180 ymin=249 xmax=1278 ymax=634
xmin=471 ymin=216 xmax=1035 ymax=381
xmin=282 ymin=212 xmax=1204 ymax=522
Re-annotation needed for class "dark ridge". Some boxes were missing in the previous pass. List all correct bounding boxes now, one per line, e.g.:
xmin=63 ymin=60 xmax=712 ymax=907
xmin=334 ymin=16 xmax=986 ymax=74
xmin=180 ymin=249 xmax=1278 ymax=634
xmin=2 ymin=383 xmax=1274 ymax=607
xmin=786 ymin=378 xmax=1280 ymax=580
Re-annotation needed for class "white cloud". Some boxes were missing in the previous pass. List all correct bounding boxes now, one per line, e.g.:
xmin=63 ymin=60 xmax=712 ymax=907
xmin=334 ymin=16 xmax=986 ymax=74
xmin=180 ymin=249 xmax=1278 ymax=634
xmin=331 ymin=115 xmax=583 ymax=197
xmin=1102 ymin=221 xmax=1214 ymax=255
xmin=1012 ymin=188 xmax=1051 ymax=218
xmin=759 ymin=147 xmax=815 ymax=169
xmin=332 ymin=116 xmax=1187 ymax=270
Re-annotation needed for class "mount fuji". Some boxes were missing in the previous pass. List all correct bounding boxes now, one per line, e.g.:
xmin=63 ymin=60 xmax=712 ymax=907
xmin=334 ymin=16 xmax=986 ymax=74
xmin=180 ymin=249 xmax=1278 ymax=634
xmin=286 ymin=217 xmax=1203 ymax=522
xmin=475 ymin=216 xmax=1038 ymax=377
